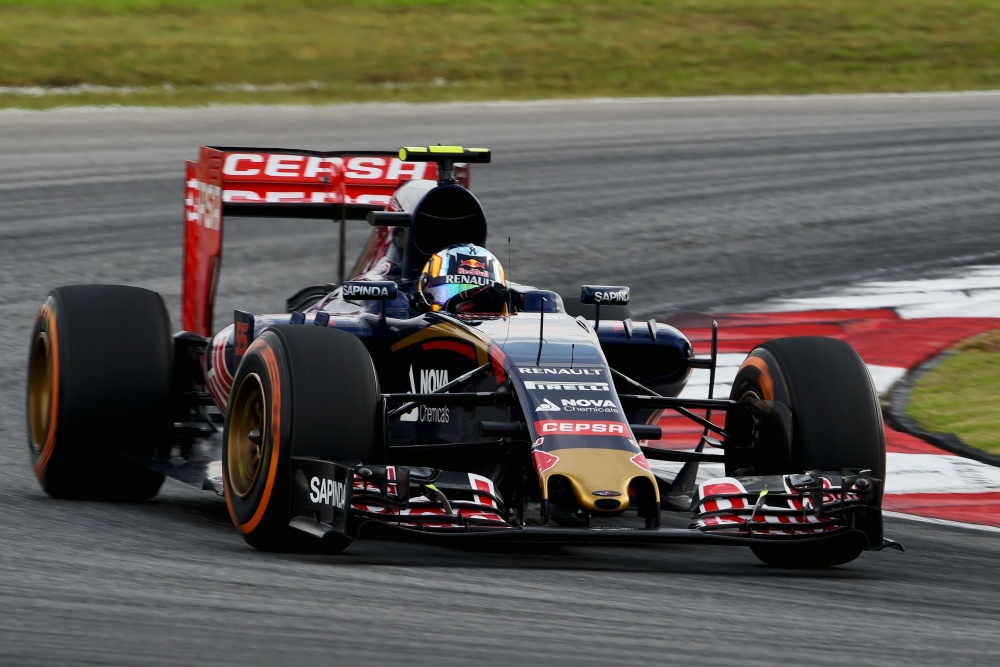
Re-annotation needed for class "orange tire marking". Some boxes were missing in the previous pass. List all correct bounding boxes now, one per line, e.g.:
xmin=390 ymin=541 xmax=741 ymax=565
xmin=225 ymin=340 xmax=283 ymax=534
xmin=35 ymin=306 xmax=59 ymax=481
xmin=741 ymin=356 xmax=775 ymax=400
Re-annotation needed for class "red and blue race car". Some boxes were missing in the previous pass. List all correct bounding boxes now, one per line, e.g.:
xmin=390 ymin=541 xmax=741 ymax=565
xmin=26 ymin=145 xmax=900 ymax=567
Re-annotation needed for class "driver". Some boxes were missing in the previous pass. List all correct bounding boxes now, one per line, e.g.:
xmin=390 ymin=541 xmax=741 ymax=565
xmin=417 ymin=243 xmax=507 ymax=313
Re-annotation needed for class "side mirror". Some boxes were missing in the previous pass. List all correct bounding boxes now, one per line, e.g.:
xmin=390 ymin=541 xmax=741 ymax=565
xmin=580 ymin=285 xmax=630 ymax=306
xmin=580 ymin=285 xmax=630 ymax=331
xmin=341 ymin=281 xmax=399 ymax=327
xmin=341 ymin=281 xmax=398 ymax=301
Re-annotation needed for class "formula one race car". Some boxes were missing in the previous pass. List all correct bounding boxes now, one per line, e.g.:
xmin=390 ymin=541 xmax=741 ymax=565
xmin=26 ymin=145 xmax=902 ymax=568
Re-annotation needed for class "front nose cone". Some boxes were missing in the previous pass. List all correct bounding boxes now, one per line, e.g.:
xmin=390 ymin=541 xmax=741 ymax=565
xmin=540 ymin=448 xmax=657 ymax=513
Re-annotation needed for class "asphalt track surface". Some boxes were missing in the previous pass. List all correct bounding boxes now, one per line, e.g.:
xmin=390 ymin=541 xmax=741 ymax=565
xmin=2 ymin=96 xmax=1000 ymax=665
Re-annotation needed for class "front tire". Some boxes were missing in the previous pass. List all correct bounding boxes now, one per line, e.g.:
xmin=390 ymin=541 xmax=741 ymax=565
xmin=26 ymin=285 xmax=171 ymax=501
xmin=725 ymin=336 xmax=885 ymax=567
xmin=222 ymin=325 xmax=380 ymax=552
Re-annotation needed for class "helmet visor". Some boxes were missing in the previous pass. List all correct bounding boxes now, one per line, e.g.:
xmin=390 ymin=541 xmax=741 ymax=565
xmin=423 ymin=275 xmax=500 ymax=308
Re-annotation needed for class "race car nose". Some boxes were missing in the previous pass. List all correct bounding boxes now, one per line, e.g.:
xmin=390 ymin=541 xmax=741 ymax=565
xmin=540 ymin=448 xmax=658 ymax=514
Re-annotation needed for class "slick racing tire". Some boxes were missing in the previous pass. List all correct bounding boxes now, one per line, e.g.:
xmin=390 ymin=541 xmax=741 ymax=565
xmin=725 ymin=336 xmax=885 ymax=568
xmin=27 ymin=285 xmax=171 ymax=501
xmin=223 ymin=325 xmax=380 ymax=553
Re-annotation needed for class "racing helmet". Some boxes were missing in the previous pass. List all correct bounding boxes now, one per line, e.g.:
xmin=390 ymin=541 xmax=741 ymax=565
xmin=418 ymin=244 xmax=507 ymax=312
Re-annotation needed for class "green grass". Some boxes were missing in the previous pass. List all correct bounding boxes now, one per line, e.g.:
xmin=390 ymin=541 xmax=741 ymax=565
xmin=907 ymin=329 xmax=1000 ymax=455
xmin=2 ymin=0 xmax=1000 ymax=108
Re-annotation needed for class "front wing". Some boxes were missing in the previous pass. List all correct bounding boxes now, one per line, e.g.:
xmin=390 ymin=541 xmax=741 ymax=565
xmin=289 ymin=458 xmax=897 ymax=551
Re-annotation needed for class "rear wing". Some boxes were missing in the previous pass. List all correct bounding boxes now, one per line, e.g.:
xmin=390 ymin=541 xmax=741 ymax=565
xmin=182 ymin=146 xmax=469 ymax=336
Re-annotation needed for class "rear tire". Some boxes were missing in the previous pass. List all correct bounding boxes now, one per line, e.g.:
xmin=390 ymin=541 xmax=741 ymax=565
xmin=222 ymin=325 xmax=380 ymax=552
xmin=725 ymin=336 xmax=885 ymax=567
xmin=26 ymin=285 xmax=171 ymax=501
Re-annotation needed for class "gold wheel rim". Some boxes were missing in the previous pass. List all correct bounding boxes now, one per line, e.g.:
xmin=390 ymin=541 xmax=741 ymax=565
xmin=28 ymin=332 xmax=52 ymax=454
xmin=227 ymin=373 xmax=266 ymax=498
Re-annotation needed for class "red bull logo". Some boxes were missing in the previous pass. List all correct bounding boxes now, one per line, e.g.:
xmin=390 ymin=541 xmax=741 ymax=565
xmin=631 ymin=452 xmax=651 ymax=472
xmin=457 ymin=256 xmax=490 ymax=278
xmin=531 ymin=438 xmax=560 ymax=474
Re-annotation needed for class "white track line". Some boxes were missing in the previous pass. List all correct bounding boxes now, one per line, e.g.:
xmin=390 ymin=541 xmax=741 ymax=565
xmin=749 ymin=265 xmax=1000 ymax=318
xmin=883 ymin=510 xmax=1000 ymax=533
xmin=4 ymin=86 xmax=1000 ymax=100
